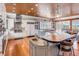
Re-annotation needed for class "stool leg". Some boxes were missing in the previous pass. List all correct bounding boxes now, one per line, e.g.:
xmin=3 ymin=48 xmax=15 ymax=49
xmin=72 ymin=47 xmax=75 ymax=56
xmin=62 ymin=51 xmax=64 ymax=56
xmin=69 ymin=51 xmax=72 ymax=56
xmin=57 ymin=49 xmax=60 ymax=56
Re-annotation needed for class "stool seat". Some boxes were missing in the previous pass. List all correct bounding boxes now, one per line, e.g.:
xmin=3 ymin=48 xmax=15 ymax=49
xmin=61 ymin=47 xmax=71 ymax=51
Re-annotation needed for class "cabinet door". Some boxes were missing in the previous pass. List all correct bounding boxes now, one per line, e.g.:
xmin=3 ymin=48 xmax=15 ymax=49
xmin=8 ymin=19 xmax=14 ymax=30
xmin=27 ymin=24 xmax=36 ymax=35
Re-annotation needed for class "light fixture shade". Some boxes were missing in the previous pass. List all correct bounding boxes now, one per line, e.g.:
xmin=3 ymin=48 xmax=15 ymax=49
xmin=55 ymin=4 xmax=62 ymax=18
xmin=31 ymin=8 xmax=34 ymax=10
xmin=35 ymin=4 xmax=38 ymax=7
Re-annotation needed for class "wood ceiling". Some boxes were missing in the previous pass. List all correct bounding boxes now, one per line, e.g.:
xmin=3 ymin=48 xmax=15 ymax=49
xmin=5 ymin=3 xmax=79 ymax=18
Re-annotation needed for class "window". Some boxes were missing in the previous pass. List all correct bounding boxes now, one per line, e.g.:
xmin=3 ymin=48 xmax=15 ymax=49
xmin=40 ymin=21 xmax=52 ymax=30
xmin=56 ymin=21 xmax=70 ymax=31
xmin=72 ymin=20 xmax=79 ymax=32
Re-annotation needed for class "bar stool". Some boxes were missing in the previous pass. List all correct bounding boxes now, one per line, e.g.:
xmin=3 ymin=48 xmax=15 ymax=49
xmin=58 ymin=40 xmax=75 ymax=56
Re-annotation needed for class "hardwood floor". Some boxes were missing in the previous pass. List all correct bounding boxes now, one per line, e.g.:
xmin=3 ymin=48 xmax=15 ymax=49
xmin=4 ymin=37 xmax=29 ymax=56
xmin=3 ymin=37 xmax=79 ymax=56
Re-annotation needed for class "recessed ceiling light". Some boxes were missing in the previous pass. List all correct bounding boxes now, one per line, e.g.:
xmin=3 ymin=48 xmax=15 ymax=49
xmin=35 ymin=4 xmax=38 ymax=7
xmin=13 ymin=7 xmax=16 ymax=9
xmin=12 ymin=10 xmax=15 ymax=13
xmin=28 ymin=10 xmax=31 ymax=13
xmin=31 ymin=8 xmax=34 ymax=10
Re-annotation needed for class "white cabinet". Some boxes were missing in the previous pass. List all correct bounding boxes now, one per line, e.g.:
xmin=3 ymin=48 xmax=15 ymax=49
xmin=25 ymin=20 xmax=37 ymax=36
xmin=0 ymin=4 xmax=6 ymax=53
xmin=27 ymin=24 xmax=36 ymax=35
xmin=29 ymin=38 xmax=48 ymax=56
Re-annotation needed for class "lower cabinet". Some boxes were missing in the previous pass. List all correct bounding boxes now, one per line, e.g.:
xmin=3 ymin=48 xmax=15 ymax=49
xmin=29 ymin=38 xmax=58 ymax=56
xmin=30 ymin=43 xmax=48 ymax=56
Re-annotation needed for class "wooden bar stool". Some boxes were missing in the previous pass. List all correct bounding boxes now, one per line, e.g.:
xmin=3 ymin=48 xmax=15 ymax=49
xmin=58 ymin=40 xmax=75 ymax=56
